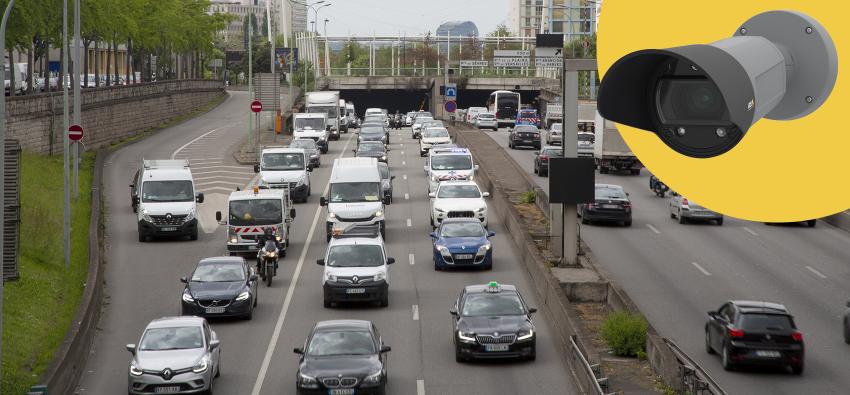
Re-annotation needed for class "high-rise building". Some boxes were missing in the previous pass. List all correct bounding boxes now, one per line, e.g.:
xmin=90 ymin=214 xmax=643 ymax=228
xmin=508 ymin=0 xmax=596 ymax=42
xmin=436 ymin=21 xmax=479 ymax=53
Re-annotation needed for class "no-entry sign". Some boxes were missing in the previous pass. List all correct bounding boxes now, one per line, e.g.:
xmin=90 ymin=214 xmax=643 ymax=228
xmin=251 ymin=100 xmax=263 ymax=113
xmin=68 ymin=124 xmax=84 ymax=141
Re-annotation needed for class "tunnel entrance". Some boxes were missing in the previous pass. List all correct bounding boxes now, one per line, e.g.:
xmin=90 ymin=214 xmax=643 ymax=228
xmin=340 ymin=89 xmax=431 ymax=117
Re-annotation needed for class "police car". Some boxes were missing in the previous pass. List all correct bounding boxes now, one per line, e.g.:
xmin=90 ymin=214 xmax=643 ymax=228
xmin=451 ymin=282 xmax=537 ymax=362
xmin=316 ymin=224 xmax=395 ymax=308
xmin=424 ymin=147 xmax=479 ymax=193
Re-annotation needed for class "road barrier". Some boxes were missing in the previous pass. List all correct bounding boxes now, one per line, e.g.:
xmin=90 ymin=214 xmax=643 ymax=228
xmin=664 ymin=338 xmax=728 ymax=395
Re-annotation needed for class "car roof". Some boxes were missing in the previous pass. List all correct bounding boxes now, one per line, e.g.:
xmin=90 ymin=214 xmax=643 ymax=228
xmin=142 ymin=167 xmax=193 ymax=181
xmin=430 ymin=147 xmax=469 ymax=155
xmin=262 ymin=147 xmax=305 ymax=154
xmin=314 ymin=319 xmax=372 ymax=331
xmin=147 ymin=316 xmax=205 ymax=329
xmin=596 ymin=183 xmax=624 ymax=190
xmin=730 ymin=300 xmax=789 ymax=314
xmin=229 ymin=188 xmax=286 ymax=200
xmin=198 ymin=256 xmax=245 ymax=265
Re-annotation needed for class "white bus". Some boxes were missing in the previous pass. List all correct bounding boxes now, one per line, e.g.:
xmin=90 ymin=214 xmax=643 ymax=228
xmin=486 ymin=90 xmax=521 ymax=127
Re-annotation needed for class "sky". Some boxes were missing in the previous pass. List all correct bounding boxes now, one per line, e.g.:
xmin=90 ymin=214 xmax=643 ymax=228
xmin=314 ymin=0 xmax=508 ymax=37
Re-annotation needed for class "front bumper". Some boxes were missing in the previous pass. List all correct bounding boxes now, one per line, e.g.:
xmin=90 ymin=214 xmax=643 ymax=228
xmin=128 ymin=370 xmax=211 ymax=394
xmin=326 ymin=218 xmax=385 ymax=236
xmin=432 ymin=212 xmax=488 ymax=227
xmin=227 ymin=242 xmax=261 ymax=253
xmin=323 ymin=280 xmax=388 ymax=303
xmin=547 ymin=135 xmax=563 ymax=145
xmin=181 ymin=297 xmax=252 ymax=318
xmin=477 ymin=121 xmax=498 ymax=129
xmin=297 ymin=386 xmax=385 ymax=395
xmin=434 ymin=249 xmax=492 ymax=269
xmin=456 ymin=336 xmax=535 ymax=360
xmin=138 ymin=218 xmax=198 ymax=238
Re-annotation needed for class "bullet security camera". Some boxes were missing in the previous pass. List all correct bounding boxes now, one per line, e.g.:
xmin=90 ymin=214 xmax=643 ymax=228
xmin=598 ymin=10 xmax=838 ymax=158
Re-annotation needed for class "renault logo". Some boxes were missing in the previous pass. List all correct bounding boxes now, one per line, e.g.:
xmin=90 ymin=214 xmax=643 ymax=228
xmin=461 ymin=246 xmax=465 ymax=250
xmin=765 ymin=334 xmax=772 ymax=340
xmin=166 ymin=213 xmax=172 ymax=220
xmin=162 ymin=368 xmax=173 ymax=380
xmin=494 ymin=332 xmax=499 ymax=337
xmin=352 ymin=276 xmax=359 ymax=283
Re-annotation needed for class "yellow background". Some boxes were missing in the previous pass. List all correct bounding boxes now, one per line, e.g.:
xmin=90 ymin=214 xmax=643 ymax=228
xmin=597 ymin=1 xmax=846 ymax=221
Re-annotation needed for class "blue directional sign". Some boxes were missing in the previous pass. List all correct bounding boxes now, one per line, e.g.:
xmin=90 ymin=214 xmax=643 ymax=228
xmin=445 ymin=83 xmax=457 ymax=99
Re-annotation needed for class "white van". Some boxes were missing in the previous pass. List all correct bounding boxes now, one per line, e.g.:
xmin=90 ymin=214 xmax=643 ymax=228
xmin=320 ymin=157 xmax=387 ymax=241
xmin=466 ymin=107 xmax=488 ymax=123
xmin=338 ymin=99 xmax=349 ymax=132
xmin=317 ymin=224 xmax=395 ymax=307
xmin=255 ymin=147 xmax=313 ymax=203
xmin=293 ymin=112 xmax=329 ymax=153
xmin=131 ymin=159 xmax=204 ymax=242
xmin=424 ymin=147 xmax=479 ymax=193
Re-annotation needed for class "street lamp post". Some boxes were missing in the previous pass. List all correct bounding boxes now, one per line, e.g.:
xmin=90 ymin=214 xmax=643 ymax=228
xmin=323 ymin=18 xmax=329 ymax=76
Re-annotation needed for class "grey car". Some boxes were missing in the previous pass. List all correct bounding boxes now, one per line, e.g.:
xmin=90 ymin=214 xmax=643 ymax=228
xmin=378 ymin=162 xmax=395 ymax=204
xmin=127 ymin=316 xmax=221 ymax=394
xmin=546 ymin=123 xmax=563 ymax=145
xmin=669 ymin=192 xmax=724 ymax=225
xmin=291 ymin=138 xmax=321 ymax=168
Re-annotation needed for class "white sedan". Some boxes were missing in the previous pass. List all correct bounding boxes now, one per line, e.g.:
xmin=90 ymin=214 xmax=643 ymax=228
xmin=419 ymin=127 xmax=452 ymax=156
xmin=429 ymin=181 xmax=489 ymax=228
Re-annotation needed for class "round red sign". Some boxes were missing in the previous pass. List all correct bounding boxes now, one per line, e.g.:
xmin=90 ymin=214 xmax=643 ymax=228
xmin=251 ymin=100 xmax=263 ymax=113
xmin=68 ymin=124 xmax=84 ymax=141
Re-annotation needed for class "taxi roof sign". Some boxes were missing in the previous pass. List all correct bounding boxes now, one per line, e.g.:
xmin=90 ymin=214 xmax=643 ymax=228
xmin=486 ymin=281 xmax=502 ymax=292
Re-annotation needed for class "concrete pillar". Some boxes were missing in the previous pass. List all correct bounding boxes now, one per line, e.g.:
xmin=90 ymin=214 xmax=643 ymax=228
xmin=550 ymin=203 xmax=563 ymax=257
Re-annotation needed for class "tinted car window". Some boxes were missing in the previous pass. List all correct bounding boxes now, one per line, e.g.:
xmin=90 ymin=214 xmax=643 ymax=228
xmin=192 ymin=262 xmax=246 ymax=282
xmin=542 ymin=149 xmax=563 ymax=156
xmin=423 ymin=129 xmax=449 ymax=138
xmin=595 ymin=186 xmax=628 ymax=200
xmin=307 ymin=330 xmax=376 ymax=356
xmin=430 ymin=155 xmax=472 ymax=170
xmin=327 ymin=245 xmax=384 ymax=267
xmin=440 ymin=222 xmax=485 ymax=237
xmin=739 ymin=313 xmax=795 ymax=331
xmin=462 ymin=293 xmax=525 ymax=316
xmin=515 ymin=126 xmax=539 ymax=133
xmin=358 ymin=142 xmax=385 ymax=152
xmin=142 ymin=180 xmax=194 ymax=203
xmin=438 ymin=185 xmax=481 ymax=198
xmin=262 ymin=153 xmax=304 ymax=171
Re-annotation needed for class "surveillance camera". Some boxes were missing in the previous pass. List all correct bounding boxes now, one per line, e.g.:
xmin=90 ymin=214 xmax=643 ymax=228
xmin=598 ymin=10 xmax=837 ymax=158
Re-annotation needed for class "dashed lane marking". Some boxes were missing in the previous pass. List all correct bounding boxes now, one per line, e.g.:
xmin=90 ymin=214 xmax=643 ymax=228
xmin=743 ymin=227 xmax=759 ymax=236
xmin=646 ymin=224 xmax=661 ymax=234
xmin=407 ymin=218 xmax=412 ymax=227
xmin=405 ymin=193 xmax=410 ymax=200
xmin=409 ymin=253 xmax=415 ymax=265
xmin=691 ymin=262 xmax=712 ymax=276
xmin=412 ymin=305 xmax=419 ymax=320
xmin=417 ymin=380 xmax=425 ymax=395
xmin=806 ymin=266 xmax=828 ymax=279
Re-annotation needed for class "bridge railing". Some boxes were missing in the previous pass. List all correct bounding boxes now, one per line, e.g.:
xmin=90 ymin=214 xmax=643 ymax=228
xmin=326 ymin=67 xmax=566 ymax=78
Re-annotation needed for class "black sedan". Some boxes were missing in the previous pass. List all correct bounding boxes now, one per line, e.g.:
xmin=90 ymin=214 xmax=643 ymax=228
xmin=451 ymin=282 xmax=537 ymax=362
xmin=180 ymin=256 xmax=258 ymax=320
xmin=533 ymin=146 xmax=563 ymax=177
xmin=378 ymin=162 xmax=394 ymax=204
xmin=705 ymin=300 xmax=804 ymax=374
xmin=354 ymin=141 xmax=389 ymax=163
xmin=294 ymin=320 xmax=391 ymax=395
xmin=291 ymin=138 xmax=322 ymax=168
xmin=508 ymin=125 xmax=541 ymax=150
xmin=580 ymin=184 xmax=632 ymax=227
xmin=358 ymin=126 xmax=388 ymax=145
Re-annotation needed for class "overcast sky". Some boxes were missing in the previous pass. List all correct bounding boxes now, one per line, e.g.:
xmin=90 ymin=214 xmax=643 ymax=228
xmin=315 ymin=0 xmax=508 ymax=37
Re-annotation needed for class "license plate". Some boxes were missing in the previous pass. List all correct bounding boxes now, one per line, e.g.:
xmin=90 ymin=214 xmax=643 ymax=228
xmin=485 ymin=344 xmax=509 ymax=352
xmin=346 ymin=288 xmax=366 ymax=294
xmin=329 ymin=389 xmax=355 ymax=395
xmin=155 ymin=387 xmax=180 ymax=394
xmin=205 ymin=307 xmax=226 ymax=314
xmin=522 ymin=140 xmax=532 ymax=143
xmin=161 ymin=227 xmax=177 ymax=232
xmin=455 ymin=254 xmax=474 ymax=259
xmin=755 ymin=350 xmax=781 ymax=358
xmin=602 ymin=204 xmax=619 ymax=209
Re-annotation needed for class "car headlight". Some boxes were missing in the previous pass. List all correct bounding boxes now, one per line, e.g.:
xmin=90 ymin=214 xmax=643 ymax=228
xmin=373 ymin=271 xmax=386 ymax=282
xmin=374 ymin=210 xmax=383 ymax=217
xmin=363 ymin=370 xmax=383 ymax=386
xmin=469 ymin=175 xmax=475 ymax=181
xmin=129 ymin=362 xmax=144 ymax=376
xmin=380 ymin=156 xmax=387 ymax=161
xmin=477 ymin=243 xmax=491 ymax=255
xmin=182 ymin=291 xmax=194 ymax=303
xmin=310 ymin=154 xmax=319 ymax=158
xmin=192 ymin=356 xmax=209 ymax=373
xmin=431 ymin=175 xmax=439 ymax=182
xmin=236 ymin=291 xmax=250 ymax=301
xmin=185 ymin=209 xmax=195 ymax=222
xmin=517 ymin=328 xmax=534 ymax=341
xmin=141 ymin=209 xmax=152 ymax=222
xmin=298 ymin=372 xmax=319 ymax=388
xmin=275 ymin=234 xmax=282 ymax=241
xmin=458 ymin=330 xmax=476 ymax=343
xmin=328 ymin=212 xmax=336 ymax=219
xmin=436 ymin=245 xmax=452 ymax=257
xmin=325 ymin=272 xmax=337 ymax=282
xmin=229 ymin=237 xmax=238 ymax=243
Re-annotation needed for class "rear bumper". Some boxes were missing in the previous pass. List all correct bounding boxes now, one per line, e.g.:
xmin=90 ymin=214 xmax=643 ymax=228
xmin=728 ymin=343 xmax=804 ymax=368
xmin=583 ymin=209 xmax=631 ymax=223
xmin=680 ymin=210 xmax=723 ymax=221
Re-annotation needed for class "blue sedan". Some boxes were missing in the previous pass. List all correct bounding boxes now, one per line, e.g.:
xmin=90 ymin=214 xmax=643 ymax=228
xmin=430 ymin=218 xmax=495 ymax=271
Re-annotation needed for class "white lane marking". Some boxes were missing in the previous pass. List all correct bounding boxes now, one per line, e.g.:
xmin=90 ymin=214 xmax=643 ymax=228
xmin=841 ymin=211 xmax=850 ymax=217
xmin=691 ymin=262 xmax=712 ymax=276
xmin=250 ymin=133 xmax=354 ymax=395
xmin=407 ymin=218 xmax=412 ymax=227
xmin=412 ymin=304 xmax=419 ymax=320
xmin=405 ymin=193 xmax=410 ymax=200
xmin=403 ymin=174 xmax=407 ymax=180
xmin=192 ymin=170 xmax=255 ymax=176
xmin=194 ymin=175 xmax=253 ymax=182
xmin=417 ymin=380 xmax=425 ymax=395
xmin=806 ymin=266 xmax=828 ymax=279
xmin=171 ymin=126 xmax=227 ymax=159
xmin=409 ymin=253 xmax=415 ymax=265
xmin=402 ymin=160 xmax=406 ymax=166
xmin=646 ymin=224 xmax=661 ymax=234
xmin=191 ymin=165 xmax=252 ymax=171
xmin=401 ymin=151 xmax=405 ymax=155
xmin=743 ymin=227 xmax=759 ymax=236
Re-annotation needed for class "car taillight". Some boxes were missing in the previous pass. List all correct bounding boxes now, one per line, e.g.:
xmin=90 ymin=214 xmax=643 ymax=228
xmin=728 ymin=328 xmax=745 ymax=338
xmin=540 ymin=155 xmax=549 ymax=160
xmin=623 ymin=202 xmax=631 ymax=209
xmin=533 ymin=134 xmax=540 ymax=140
xmin=791 ymin=331 xmax=803 ymax=342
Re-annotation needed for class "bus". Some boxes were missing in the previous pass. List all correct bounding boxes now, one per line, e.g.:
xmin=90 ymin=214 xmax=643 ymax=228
xmin=486 ymin=90 xmax=521 ymax=127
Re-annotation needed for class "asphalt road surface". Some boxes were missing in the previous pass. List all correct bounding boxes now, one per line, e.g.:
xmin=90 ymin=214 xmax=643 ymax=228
xmin=76 ymin=93 xmax=576 ymax=395
xmin=484 ymin=125 xmax=850 ymax=394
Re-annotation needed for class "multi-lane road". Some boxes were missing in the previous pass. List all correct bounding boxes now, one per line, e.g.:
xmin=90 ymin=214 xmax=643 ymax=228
xmin=76 ymin=92 xmax=575 ymax=395
xmin=485 ymin=127 xmax=850 ymax=394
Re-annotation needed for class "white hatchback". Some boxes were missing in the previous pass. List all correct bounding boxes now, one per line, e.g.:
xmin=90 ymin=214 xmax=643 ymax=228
xmin=429 ymin=181 xmax=489 ymax=228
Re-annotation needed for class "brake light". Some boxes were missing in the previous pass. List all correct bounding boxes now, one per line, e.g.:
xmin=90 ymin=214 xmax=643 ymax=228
xmin=540 ymin=155 xmax=549 ymax=160
xmin=728 ymin=328 xmax=745 ymax=338
xmin=622 ymin=203 xmax=631 ymax=209
xmin=681 ymin=198 xmax=690 ymax=208
xmin=791 ymin=331 xmax=803 ymax=342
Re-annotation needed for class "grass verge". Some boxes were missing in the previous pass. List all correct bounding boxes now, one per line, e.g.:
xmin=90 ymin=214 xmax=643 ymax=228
xmin=2 ymin=151 xmax=94 ymax=393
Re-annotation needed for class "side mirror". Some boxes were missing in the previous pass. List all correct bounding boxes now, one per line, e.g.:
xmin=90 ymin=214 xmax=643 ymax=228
xmin=474 ymin=165 xmax=479 ymax=171
xmin=380 ymin=345 xmax=392 ymax=353
xmin=253 ymin=164 xmax=260 ymax=173
xmin=449 ymin=307 xmax=458 ymax=316
xmin=429 ymin=232 xmax=437 ymax=239
xmin=196 ymin=193 xmax=204 ymax=203
xmin=488 ymin=231 xmax=496 ymax=237
xmin=316 ymin=259 xmax=325 ymax=266
xmin=307 ymin=166 xmax=314 ymax=172
xmin=126 ymin=344 xmax=137 ymax=355
xmin=626 ymin=192 xmax=630 ymax=197
xmin=215 ymin=211 xmax=222 ymax=222
xmin=209 ymin=339 xmax=220 ymax=350
xmin=386 ymin=257 xmax=395 ymax=265
xmin=482 ymin=192 xmax=490 ymax=198
xmin=293 ymin=347 xmax=304 ymax=354
xmin=320 ymin=197 xmax=328 ymax=206
xmin=133 ymin=196 xmax=140 ymax=205
xmin=129 ymin=184 xmax=135 ymax=188
xmin=528 ymin=307 xmax=538 ymax=314
xmin=290 ymin=208 xmax=297 ymax=219
xmin=428 ymin=192 xmax=436 ymax=198
xmin=250 ymin=274 xmax=258 ymax=282
xmin=180 ymin=276 xmax=188 ymax=283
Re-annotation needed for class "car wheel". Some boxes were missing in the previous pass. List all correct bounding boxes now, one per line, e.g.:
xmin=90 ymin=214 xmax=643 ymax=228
xmin=533 ymin=164 xmax=538 ymax=174
xmin=705 ymin=329 xmax=715 ymax=354
xmin=792 ymin=364 xmax=804 ymax=375
xmin=380 ymin=295 xmax=389 ymax=307
xmin=678 ymin=211 xmax=686 ymax=224
xmin=215 ymin=359 xmax=221 ymax=378
xmin=190 ymin=230 xmax=199 ymax=241
xmin=670 ymin=211 xmax=676 ymax=219
xmin=716 ymin=218 xmax=724 ymax=226
xmin=243 ymin=307 xmax=253 ymax=320
xmin=721 ymin=344 xmax=734 ymax=371
xmin=844 ymin=318 xmax=850 ymax=344
xmin=138 ymin=233 xmax=147 ymax=243
xmin=323 ymin=298 xmax=332 ymax=308
xmin=526 ymin=349 xmax=536 ymax=361
xmin=581 ymin=210 xmax=589 ymax=224
xmin=455 ymin=347 xmax=466 ymax=363
xmin=623 ymin=220 xmax=632 ymax=227
xmin=430 ymin=216 xmax=435 ymax=227
xmin=434 ymin=260 xmax=441 ymax=271
xmin=807 ymin=219 xmax=817 ymax=227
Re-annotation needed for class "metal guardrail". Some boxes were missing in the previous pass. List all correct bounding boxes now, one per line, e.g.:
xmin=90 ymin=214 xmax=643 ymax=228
xmin=663 ymin=338 xmax=727 ymax=395
xmin=569 ymin=335 xmax=612 ymax=395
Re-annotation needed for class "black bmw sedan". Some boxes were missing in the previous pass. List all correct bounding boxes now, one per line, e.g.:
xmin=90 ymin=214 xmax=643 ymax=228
xmin=180 ymin=256 xmax=258 ymax=320
xmin=580 ymin=184 xmax=632 ymax=227
xmin=294 ymin=320 xmax=391 ymax=395
xmin=451 ymin=282 xmax=537 ymax=362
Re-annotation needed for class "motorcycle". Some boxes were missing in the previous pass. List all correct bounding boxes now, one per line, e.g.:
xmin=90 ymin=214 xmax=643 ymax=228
xmin=649 ymin=175 xmax=669 ymax=198
xmin=390 ymin=114 xmax=402 ymax=129
xmin=257 ymin=240 xmax=279 ymax=287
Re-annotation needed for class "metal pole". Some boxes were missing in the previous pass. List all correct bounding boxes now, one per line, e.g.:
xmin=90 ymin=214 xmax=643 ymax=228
xmin=73 ymin=0 xmax=81 ymax=199
xmin=562 ymin=61 xmax=579 ymax=265
xmin=0 ymin=2 xmax=16 ymax=390
xmin=303 ymin=33 xmax=308 ymax=93
xmin=281 ymin=0 xmax=288 ymax=47
xmin=248 ymin=17 xmax=254 ymax=151
xmin=323 ymin=19 xmax=329 ymax=76
xmin=62 ymin=0 xmax=71 ymax=271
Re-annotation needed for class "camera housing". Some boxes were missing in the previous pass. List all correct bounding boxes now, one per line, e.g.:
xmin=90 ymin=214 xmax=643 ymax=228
xmin=598 ymin=10 xmax=838 ymax=158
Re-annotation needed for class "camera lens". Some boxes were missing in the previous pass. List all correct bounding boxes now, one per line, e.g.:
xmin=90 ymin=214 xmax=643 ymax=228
xmin=656 ymin=79 xmax=725 ymax=122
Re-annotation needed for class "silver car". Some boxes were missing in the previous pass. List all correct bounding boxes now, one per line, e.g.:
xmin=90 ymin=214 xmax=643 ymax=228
xmin=475 ymin=113 xmax=498 ymax=131
xmin=669 ymin=192 xmax=724 ymax=225
xmin=546 ymin=123 xmax=563 ymax=145
xmin=127 ymin=316 xmax=221 ymax=394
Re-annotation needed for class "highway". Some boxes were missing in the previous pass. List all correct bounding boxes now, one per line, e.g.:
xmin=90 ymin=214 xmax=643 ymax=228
xmin=484 ymin=126 xmax=850 ymax=394
xmin=76 ymin=91 xmax=575 ymax=394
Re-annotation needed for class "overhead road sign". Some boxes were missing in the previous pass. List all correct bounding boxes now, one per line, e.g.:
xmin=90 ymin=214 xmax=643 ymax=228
xmin=460 ymin=60 xmax=488 ymax=67
xmin=536 ymin=33 xmax=564 ymax=48
xmin=493 ymin=57 xmax=530 ymax=67
xmin=494 ymin=50 xmax=530 ymax=57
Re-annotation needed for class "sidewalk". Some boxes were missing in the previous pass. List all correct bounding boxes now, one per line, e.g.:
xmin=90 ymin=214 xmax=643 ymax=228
xmin=233 ymin=87 xmax=301 ymax=164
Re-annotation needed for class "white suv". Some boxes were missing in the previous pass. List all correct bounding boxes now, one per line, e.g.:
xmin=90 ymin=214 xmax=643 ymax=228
xmin=419 ymin=127 xmax=452 ymax=156
xmin=317 ymin=225 xmax=395 ymax=308
xmin=429 ymin=181 xmax=489 ymax=228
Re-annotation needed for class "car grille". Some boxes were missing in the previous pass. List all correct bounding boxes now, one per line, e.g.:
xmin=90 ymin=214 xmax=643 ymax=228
xmin=476 ymin=334 xmax=517 ymax=344
xmin=197 ymin=299 xmax=232 ymax=308
xmin=518 ymin=132 xmax=537 ymax=138
xmin=322 ymin=377 xmax=358 ymax=388
xmin=268 ymin=182 xmax=297 ymax=189
xmin=337 ymin=214 xmax=375 ymax=222
xmin=335 ymin=276 xmax=377 ymax=285
xmin=150 ymin=214 xmax=187 ymax=226
xmin=447 ymin=211 xmax=475 ymax=218
xmin=437 ymin=174 xmax=468 ymax=181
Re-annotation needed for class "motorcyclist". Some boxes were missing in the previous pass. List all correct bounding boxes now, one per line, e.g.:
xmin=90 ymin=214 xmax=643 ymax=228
xmin=256 ymin=227 xmax=282 ymax=270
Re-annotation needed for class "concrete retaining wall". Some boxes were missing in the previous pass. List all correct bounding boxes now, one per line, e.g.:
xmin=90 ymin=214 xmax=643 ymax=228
xmin=5 ymin=79 xmax=224 ymax=154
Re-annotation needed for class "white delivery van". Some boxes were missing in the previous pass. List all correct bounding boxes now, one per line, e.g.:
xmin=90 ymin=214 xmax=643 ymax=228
xmin=255 ymin=147 xmax=313 ymax=203
xmin=424 ymin=147 xmax=479 ymax=193
xmin=320 ymin=157 xmax=387 ymax=241
xmin=293 ymin=112 xmax=329 ymax=153
xmin=131 ymin=159 xmax=204 ymax=242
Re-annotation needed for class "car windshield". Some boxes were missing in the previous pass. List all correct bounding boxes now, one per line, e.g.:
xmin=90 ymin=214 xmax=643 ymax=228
xmin=739 ymin=313 xmax=795 ymax=331
xmin=596 ymin=187 xmax=628 ymax=200
xmin=378 ymin=165 xmax=389 ymax=179
xmin=551 ymin=124 xmax=563 ymax=132
xmin=440 ymin=222 xmax=485 ymax=237
xmin=327 ymin=245 xmax=384 ymax=267
xmin=515 ymin=126 xmax=538 ymax=133
xmin=141 ymin=180 xmax=194 ymax=203
xmin=139 ymin=326 xmax=204 ymax=351
xmin=578 ymin=134 xmax=594 ymax=143
xmin=542 ymin=149 xmax=563 ymax=157
xmin=416 ymin=117 xmax=433 ymax=124
xmin=307 ymin=105 xmax=337 ymax=118
xmin=424 ymin=121 xmax=444 ymax=127
xmin=438 ymin=185 xmax=481 ymax=198
xmin=358 ymin=143 xmax=385 ymax=153
xmin=462 ymin=293 xmax=525 ymax=316
xmin=431 ymin=155 xmax=472 ymax=170
xmin=229 ymin=199 xmax=282 ymax=226
xmin=295 ymin=117 xmax=325 ymax=130
xmin=262 ymin=153 xmax=304 ymax=171
xmin=192 ymin=262 xmax=245 ymax=282
xmin=329 ymin=182 xmax=381 ymax=203
xmin=423 ymin=129 xmax=449 ymax=138
xmin=291 ymin=140 xmax=317 ymax=150
xmin=360 ymin=129 xmax=384 ymax=137
xmin=307 ymin=330 xmax=376 ymax=356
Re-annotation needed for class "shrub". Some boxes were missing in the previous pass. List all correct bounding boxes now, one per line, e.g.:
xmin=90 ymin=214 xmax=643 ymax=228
xmin=600 ymin=311 xmax=648 ymax=357
xmin=519 ymin=190 xmax=536 ymax=204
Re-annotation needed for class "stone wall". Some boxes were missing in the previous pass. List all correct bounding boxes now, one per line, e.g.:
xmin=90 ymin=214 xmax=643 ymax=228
xmin=4 ymin=79 xmax=225 ymax=154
